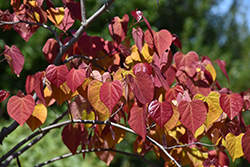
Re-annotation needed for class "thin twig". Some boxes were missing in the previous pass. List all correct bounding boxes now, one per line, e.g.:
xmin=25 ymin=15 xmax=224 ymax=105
xmin=165 ymin=142 xmax=217 ymax=150
xmin=34 ymin=148 xmax=158 ymax=167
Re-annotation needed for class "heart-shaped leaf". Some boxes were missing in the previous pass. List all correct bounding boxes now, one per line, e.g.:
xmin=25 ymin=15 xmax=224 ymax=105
xmin=67 ymin=68 xmax=86 ymax=93
xmin=57 ymin=7 xmax=74 ymax=32
xmin=46 ymin=64 xmax=69 ymax=88
xmin=132 ymin=26 xmax=144 ymax=52
xmin=128 ymin=104 xmax=147 ymax=140
xmin=4 ymin=45 xmax=25 ymax=77
xmin=242 ymin=131 xmax=250 ymax=164
xmin=61 ymin=124 xmax=83 ymax=154
xmin=225 ymin=133 xmax=244 ymax=162
xmin=26 ymin=103 xmax=47 ymax=131
xmin=100 ymin=80 xmax=123 ymax=113
xmin=219 ymin=93 xmax=244 ymax=120
xmin=133 ymin=63 xmax=152 ymax=76
xmin=42 ymin=38 xmax=59 ymax=64
xmin=178 ymin=99 xmax=207 ymax=135
xmin=148 ymin=100 xmax=173 ymax=128
xmin=174 ymin=51 xmax=199 ymax=70
xmin=154 ymin=29 xmax=172 ymax=57
xmin=7 ymin=94 xmax=35 ymax=126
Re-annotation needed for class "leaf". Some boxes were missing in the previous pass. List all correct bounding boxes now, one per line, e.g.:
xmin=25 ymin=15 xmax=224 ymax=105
xmin=0 ymin=90 xmax=9 ymax=102
xmin=164 ymin=102 xmax=180 ymax=131
xmin=242 ymin=131 xmax=250 ymax=164
xmin=61 ymin=124 xmax=83 ymax=154
xmin=154 ymin=29 xmax=172 ymax=57
xmin=100 ymin=80 xmax=123 ymax=113
xmin=25 ymin=75 xmax=35 ymax=94
xmin=4 ymin=45 xmax=25 ymax=77
xmin=46 ymin=64 xmax=69 ymax=88
xmin=219 ymin=93 xmax=244 ymax=120
xmin=128 ymin=72 xmax=154 ymax=104
xmin=186 ymin=77 xmax=211 ymax=96
xmin=46 ymin=7 xmax=64 ymax=26
xmin=7 ymin=94 xmax=35 ymax=126
xmin=178 ymin=99 xmax=207 ymax=135
xmin=42 ymin=38 xmax=59 ymax=64
xmin=194 ymin=91 xmax=223 ymax=128
xmin=133 ymin=63 xmax=152 ymax=76
xmin=217 ymin=59 xmax=229 ymax=83
xmin=34 ymin=71 xmax=46 ymax=104
xmin=205 ymin=63 xmax=216 ymax=82
xmin=165 ymin=85 xmax=184 ymax=101
xmin=82 ymin=110 xmax=95 ymax=129
xmin=109 ymin=14 xmax=129 ymax=44
xmin=148 ymin=100 xmax=173 ymax=128
xmin=131 ymin=10 xmax=143 ymax=22
xmin=51 ymin=82 xmax=73 ymax=105
xmin=225 ymin=133 xmax=244 ymax=162
xmin=128 ymin=104 xmax=147 ymax=140
xmin=132 ymin=26 xmax=144 ymax=52
xmin=67 ymin=68 xmax=86 ymax=93
xmin=26 ymin=103 xmax=47 ymax=131
xmin=172 ymin=34 xmax=182 ymax=50
xmin=57 ymin=7 xmax=74 ymax=32
xmin=187 ymin=147 xmax=208 ymax=166
xmin=174 ymin=51 xmax=199 ymax=70
xmin=88 ymin=80 xmax=109 ymax=115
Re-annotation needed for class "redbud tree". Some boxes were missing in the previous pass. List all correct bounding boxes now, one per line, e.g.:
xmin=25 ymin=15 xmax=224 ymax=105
xmin=1 ymin=0 xmax=250 ymax=166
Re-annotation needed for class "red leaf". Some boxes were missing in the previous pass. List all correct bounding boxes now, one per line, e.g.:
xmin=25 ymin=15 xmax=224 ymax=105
xmin=172 ymin=34 xmax=182 ymax=50
xmin=178 ymin=99 xmax=207 ymax=135
xmin=242 ymin=131 xmax=250 ymax=164
xmin=77 ymin=33 xmax=104 ymax=57
xmin=58 ymin=7 xmax=74 ymax=32
xmin=128 ymin=72 xmax=154 ymax=104
xmin=174 ymin=51 xmax=199 ymax=70
xmin=144 ymin=29 xmax=156 ymax=51
xmin=61 ymin=124 xmax=83 ymax=154
xmin=67 ymin=68 xmax=86 ymax=93
xmin=46 ymin=64 xmax=69 ymax=88
xmin=186 ymin=77 xmax=211 ymax=96
xmin=217 ymin=59 xmax=229 ymax=83
xmin=7 ymin=94 xmax=35 ymax=126
xmin=131 ymin=10 xmax=143 ymax=22
xmin=25 ymin=75 xmax=35 ymax=94
xmin=128 ymin=104 xmax=147 ymax=140
xmin=34 ymin=71 xmax=45 ymax=104
xmin=109 ymin=14 xmax=129 ymax=44
xmin=219 ymin=93 xmax=244 ymax=120
xmin=165 ymin=85 xmax=184 ymax=101
xmin=100 ymin=80 xmax=123 ymax=113
xmin=148 ymin=100 xmax=173 ymax=128
xmin=4 ymin=45 xmax=25 ymax=77
xmin=152 ymin=65 xmax=169 ymax=90
xmin=133 ymin=63 xmax=152 ymax=76
xmin=42 ymin=38 xmax=59 ymax=64
xmin=0 ymin=90 xmax=9 ymax=102
xmin=154 ymin=29 xmax=172 ymax=57
xmin=132 ymin=27 xmax=144 ymax=52
xmin=0 ymin=9 xmax=13 ymax=30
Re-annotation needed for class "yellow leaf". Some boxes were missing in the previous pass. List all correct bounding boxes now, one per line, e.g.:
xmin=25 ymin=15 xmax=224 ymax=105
xmin=187 ymin=147 xmax=208 ymax=166
xmin=168 ymin=126 xmax=186 ymax=141
xmin=194 ymin=91 xmax=223 ymax=128
xmin=205 ymin=63 xmax=216 ymax=81
xmin=141 ymin=43 xmax=154 ymax=63
xmin=26 ymin=103 xmax=47 ymax=131
xmin=194 ymin=124 xmax=205 ymax=139
xmin=34 ymin=12 xmax=40 ymax=22
xmin=225 ymin=133 xmax=244 ymax=162
xmin=130 ymin=45 xmax=141 ymax=62
xmin=164 ymin=103 xmax=180 ymax=132
xmin=82 ymin=110 xmax=95 ymax=129
xmin=27 ymin=0 xmax=38 ymax=7
xmin=46 ymin=7 xmax=64 ymax=26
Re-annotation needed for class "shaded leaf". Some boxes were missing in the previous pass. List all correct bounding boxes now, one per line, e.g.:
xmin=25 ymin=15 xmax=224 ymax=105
xmin=172 ymin=34 xmax=182 ymax=50
xmin=178 ymin=99 xmax=207 ymax=135
xmin=7 ymin=94 xmax=35 ymax=126
xmin=132 ymin=26 xmax=144 ymax=52
xmin=46 ymin=64 xmax=69 ymax=88
xmin=225 ymin=133 xmax=244 ymax=162
xmin=100 ymin=80 xmax=123 ymax=113
xmin=187 ymin=147 xmax=208 ymax=166
xmin=67 ymin=68 xmax=86 ymax=93
xmin=25 ymin=75 xmax=35 ymax=94
xmin=217 ymin=59 xmax=229 ymax=83
xmin=242 ymin=131 xmax=250 ymax=164
xmin=219 ymin=93 xmax=244 ymax=120
xmin=26 ymin=103 xmax=47 ymax=131
xmin=51 ymin=82 xmax=73 ymax=105
xmin=42 ymin=38 xmax=59 ymax=64
xmin=148 ymin=100 xmax=173 ymax=128
xmin=4 ymin=45 xmax=25 ymax=77
xmin=0 ymin=90 xmax=9 ymax=102
xmin=128 ymin=103 xmax=147 ymax=140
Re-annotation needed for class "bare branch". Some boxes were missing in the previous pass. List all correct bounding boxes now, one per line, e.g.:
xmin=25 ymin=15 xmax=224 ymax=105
xmin=165 ymin=142 xmax=218 ymax=150
xmin=80 ymin=0 xmax=86 ymax=24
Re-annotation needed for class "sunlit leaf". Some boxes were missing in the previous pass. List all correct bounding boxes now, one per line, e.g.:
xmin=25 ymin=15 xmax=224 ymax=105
xmin=58 ymin=7 xmax=74 ymax=32
xmin=187 ymin=147 xmax=208 ymax=166
xmin=82 ymin=110 xmax=95 ymax=129
xmin=225 ymin=133 xmax=244 ymax=162
xmin=67 ymin=68 xmax=86 ymax=93
xmin=42 ymin=38 xmax=59 ymax=64
xmin=154 ymin=29 xmax=172 ymax=57
xmin=46 ymin=64 xmax=69 ymax=88
xmin=46 ymin=7 xmax=64 ymax=26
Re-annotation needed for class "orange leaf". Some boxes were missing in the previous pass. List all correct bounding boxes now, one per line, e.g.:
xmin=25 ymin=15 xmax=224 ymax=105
xmin=51 ymin=82 xmax=73 ymax=105
xmin=26 ymin=103 xmax=47 ymax=131
xmin=46 ymin=7 xmax=64 ymax=26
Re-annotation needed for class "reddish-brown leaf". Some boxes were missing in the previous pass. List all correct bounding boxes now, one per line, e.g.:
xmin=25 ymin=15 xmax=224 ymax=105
xmin=242 ymin=131 xmax=250 ymax=164
xmin=34 ymin=71 xmax=46 ymax=104
xmin=174 ymin=51 xmax=199 ymax=70
xmin=186 ymin=77 xmax=211 ymax=96
xmin=67 ymin=68 xmax=86 ymax=93
xmin=7 ymin=94 xmax=35 ymax=126
xmin=100 ymin=80 xmax=123 ymax=113
xmin=4 ymin=45 xmax=25 ymax=77
xmin=144 ymin=29 xmax=156 ymax=51
xmin=46 ymin=64 xmax=69 ymax=88
xmin=42 ymin=38 xmax=59 ymax=64
xmin=0 ymin=90 xmax=9 ymax=102
xmin=219 ymin=93 xmax=244 ymax=120
xmin=165 ymin=85 xmax=184 ymax=101
xmin=25 ymin=75 xmax=35 ymax=95
xmin=128 ymin=72 xmax=154 ymax=104
xmin=217 ymin=59 xmax=229 ymax=83
xmin=57 ymin=7 xmax=74 ymax=32
xmin=152 ymin=65 xmax=169 ymax=90
xmin=172 ymin=34 xmax=182 ymax=50
xmin=154 ymin=29 xmax=172 ymax=57
xmin=148 ymin=100 xmax=173 ymax=128
xmin=61 ymin=124 xmax=83 ymax=154
xmin=128 ymin=104 xmax=147 ymax=140
xmin=178 ymin=99 xmax=207 ymax=135
xmin=133 ymin=63 xmax=152 ymax=76
xmin=65 ymin=1 xmax=81 ymax=21
xmin=132 ymin=26 xmax=144 ymax=52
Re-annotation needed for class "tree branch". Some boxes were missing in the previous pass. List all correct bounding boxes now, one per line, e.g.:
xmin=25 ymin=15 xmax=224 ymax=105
xmin=80 ymin=0 xmax=86 ymax=24
xmin=35 ymin=148 xmax=158 ymax=167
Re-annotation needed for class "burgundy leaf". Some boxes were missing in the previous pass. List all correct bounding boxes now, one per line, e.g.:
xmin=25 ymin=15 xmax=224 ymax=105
xmin=25 ymin=75 xmax=35 ymax=95
xmin=133 ymin=63 xmax=152 ymax=76
xmin=148 ymin=100 xmax=173 ymax=128
xmin=242 ymin=131 xmax=250 ymax=164
xmin=34 ymin=71 xmax=45 ymax=104
xmin=131 ymin=10 xmax=143 ymax=22
xmin=172 ymin=34 xmax=182 ymax=50
xmin=0 ymin=90 xmax=9 ymax=102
